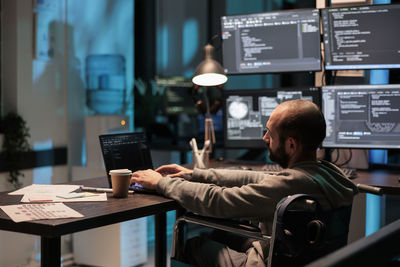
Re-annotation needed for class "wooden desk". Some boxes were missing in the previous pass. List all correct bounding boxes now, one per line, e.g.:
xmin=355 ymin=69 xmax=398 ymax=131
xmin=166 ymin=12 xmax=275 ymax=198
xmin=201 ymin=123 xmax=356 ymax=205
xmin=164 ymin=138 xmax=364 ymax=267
xmin=0 ymin=177 xmax=180 ymax=267
xmin=352 ymin=169 xmax=400 ymax=195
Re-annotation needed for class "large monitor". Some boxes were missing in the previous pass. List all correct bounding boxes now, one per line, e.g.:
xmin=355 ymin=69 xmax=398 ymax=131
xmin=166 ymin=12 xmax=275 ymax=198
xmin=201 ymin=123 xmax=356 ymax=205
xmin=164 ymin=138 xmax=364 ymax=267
xmin=223 ymin=87 xmax=321 ymax=148
xmin=322 ymin=84 xmax=400 ymax=149
xmin=220 ymin=8 xmax=321 ymax=75
xmin=321 ymin=4 xmax=400 ymax=70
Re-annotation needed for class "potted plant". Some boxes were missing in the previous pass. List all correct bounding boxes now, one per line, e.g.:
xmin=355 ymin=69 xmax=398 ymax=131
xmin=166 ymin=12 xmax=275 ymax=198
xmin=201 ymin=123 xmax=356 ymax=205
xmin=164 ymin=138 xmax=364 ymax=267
xmin=0 ymin=112 xmax=31 ymax=188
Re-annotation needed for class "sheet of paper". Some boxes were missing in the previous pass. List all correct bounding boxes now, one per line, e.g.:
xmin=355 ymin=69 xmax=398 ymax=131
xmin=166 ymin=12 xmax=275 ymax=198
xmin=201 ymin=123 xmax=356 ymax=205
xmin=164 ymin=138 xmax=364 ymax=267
xmin=0 ymin=203 xmax=84 ymax=223
xmin=20 ymin=192 xmax=107 ymax=203
xmin=9 ymin=184 xmax=81 ymax=195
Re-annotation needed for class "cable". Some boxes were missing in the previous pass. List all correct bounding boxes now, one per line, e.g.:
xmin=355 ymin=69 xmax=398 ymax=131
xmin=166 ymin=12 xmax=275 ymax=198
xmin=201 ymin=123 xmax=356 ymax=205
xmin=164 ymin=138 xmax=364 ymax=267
xmin=331 ymin=70 xmax=338 ymax=85
xmin=320 ymin=53 xmax=326 ymax=86
xmin=208 ymin=34 xmax=222 ymax=51
xmin=338 ymin=149 xmax=353 ymax=167
xmin=331 ymin=149 xmax=340 ymax=164
xmin=321 ymin=70 xmax=326 ymax=86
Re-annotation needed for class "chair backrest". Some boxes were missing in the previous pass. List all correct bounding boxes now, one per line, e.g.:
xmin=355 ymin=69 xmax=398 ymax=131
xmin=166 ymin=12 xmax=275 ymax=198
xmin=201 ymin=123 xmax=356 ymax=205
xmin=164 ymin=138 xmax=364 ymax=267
xmin=268 ymin=194 xmax=352 ymax=267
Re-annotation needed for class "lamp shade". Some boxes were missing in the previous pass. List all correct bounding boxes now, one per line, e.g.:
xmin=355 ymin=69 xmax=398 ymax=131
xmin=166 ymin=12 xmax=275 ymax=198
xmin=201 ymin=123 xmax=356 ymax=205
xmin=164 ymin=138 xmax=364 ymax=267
xmin=192 ymin=44 xmax=227 ymax=86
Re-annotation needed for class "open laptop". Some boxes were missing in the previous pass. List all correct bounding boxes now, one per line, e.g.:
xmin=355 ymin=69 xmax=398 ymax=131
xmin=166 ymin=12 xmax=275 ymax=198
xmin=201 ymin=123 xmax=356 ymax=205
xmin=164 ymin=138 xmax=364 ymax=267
xmin=99 ymin=132 xmax=155 ymax=193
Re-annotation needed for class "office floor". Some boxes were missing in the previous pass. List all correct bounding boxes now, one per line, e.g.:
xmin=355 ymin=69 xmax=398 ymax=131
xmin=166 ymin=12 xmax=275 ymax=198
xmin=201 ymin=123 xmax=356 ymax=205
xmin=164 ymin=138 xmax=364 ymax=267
xmin=68 ymin=235 xmax=173 ymax=267
xmin=142 ymin=236 xmax=173 ymax=267
xmin=69 ymin=224 xmax=207 ymax=267
xmin=18 ymin=223 xmax=211 ymax=267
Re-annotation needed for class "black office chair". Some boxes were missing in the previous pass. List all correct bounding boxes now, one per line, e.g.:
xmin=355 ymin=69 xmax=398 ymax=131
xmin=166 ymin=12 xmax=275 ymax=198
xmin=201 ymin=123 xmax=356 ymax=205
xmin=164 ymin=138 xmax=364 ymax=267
xmin=171 ymin=194 xmax=352 ymax=267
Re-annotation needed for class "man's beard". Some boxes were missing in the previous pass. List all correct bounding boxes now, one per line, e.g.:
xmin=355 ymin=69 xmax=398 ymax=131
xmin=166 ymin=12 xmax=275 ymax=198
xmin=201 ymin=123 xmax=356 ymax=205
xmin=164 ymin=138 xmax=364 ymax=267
xmin=268 ymin=141 xmax=289 ymax=168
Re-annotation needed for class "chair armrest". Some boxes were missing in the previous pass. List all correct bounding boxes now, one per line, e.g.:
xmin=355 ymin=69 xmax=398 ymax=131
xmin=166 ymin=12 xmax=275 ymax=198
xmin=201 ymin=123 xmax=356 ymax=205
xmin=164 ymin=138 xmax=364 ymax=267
xmin=357 ymin=183 xmax=383 ymax=195
xmin=171 ymin=212 xmax=270 ymax=260
xmin=179 ymin=212 xmax=269 ymax=240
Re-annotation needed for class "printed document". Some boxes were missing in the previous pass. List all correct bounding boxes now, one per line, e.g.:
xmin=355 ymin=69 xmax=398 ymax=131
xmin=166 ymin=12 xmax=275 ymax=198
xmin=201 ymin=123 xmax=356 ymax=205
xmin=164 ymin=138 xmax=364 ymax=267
xmin=0 ymin=203 xmax=84 ymax=223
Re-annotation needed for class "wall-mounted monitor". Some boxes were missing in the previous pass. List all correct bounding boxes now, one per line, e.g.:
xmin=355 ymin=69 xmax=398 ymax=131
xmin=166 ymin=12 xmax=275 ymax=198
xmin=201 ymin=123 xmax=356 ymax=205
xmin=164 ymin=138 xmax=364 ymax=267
xmin=223 ymin=87 xmax=321 ymax=149
xmin=220 ymin=8 xmax=321 ymax=75
xmin=322 ymin=4 xmax=400 ymax=70
xmin=322 ymin=84 xmax=400 ymax=149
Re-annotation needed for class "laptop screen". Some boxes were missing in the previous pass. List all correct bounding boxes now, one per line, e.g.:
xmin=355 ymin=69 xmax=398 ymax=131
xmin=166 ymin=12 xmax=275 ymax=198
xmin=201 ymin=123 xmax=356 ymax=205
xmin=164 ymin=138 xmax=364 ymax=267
xmin=99 ymin=132 xmax=153 ymax=187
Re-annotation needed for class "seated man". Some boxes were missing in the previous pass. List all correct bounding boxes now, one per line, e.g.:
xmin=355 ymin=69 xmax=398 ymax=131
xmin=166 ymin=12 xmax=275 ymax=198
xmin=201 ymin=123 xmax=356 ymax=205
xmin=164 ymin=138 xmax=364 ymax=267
xmin=131 ymin=99 xmax=358 ymax=267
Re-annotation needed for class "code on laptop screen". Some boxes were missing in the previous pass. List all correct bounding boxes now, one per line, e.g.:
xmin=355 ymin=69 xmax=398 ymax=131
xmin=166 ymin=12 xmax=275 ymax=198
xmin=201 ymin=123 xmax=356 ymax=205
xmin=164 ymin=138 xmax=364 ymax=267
xmin=99 ymin=132 xmax=153 ymax=186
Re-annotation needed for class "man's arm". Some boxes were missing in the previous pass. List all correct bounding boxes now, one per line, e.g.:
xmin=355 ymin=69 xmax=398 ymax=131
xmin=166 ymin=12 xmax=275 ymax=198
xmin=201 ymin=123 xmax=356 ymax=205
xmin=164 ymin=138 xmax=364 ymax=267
xmin=157 ymin=172 xmax=306 ymax=219
xmin=155 ymin=164 xmax=193 ymax=178
xmin=190 ymin=168 xmax=268 ymax=187
xmin=130 ymin=168 xmax=287 ymax=218
xmin=154 ymin=164 xmax=269 ymax=188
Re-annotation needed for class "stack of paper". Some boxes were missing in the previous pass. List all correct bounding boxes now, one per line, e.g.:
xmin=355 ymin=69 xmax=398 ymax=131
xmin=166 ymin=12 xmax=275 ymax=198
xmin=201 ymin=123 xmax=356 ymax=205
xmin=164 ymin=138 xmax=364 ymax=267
xmin=9 ymin=184 xmax=107 ymax=203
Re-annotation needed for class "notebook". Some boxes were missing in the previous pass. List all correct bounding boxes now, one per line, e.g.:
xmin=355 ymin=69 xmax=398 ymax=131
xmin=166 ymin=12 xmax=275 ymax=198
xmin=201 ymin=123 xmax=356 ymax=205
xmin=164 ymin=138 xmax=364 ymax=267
xmin=99 ymin=132 xmax=155 ymax=193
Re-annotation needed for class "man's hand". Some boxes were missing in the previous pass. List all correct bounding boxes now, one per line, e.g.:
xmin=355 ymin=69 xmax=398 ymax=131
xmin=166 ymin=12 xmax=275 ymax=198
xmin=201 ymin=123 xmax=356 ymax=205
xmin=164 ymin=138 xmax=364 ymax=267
xmin=155 ymin=164 xmax=193 ymax=178
xmin=131 ymin=169 xmax=162 ymax=191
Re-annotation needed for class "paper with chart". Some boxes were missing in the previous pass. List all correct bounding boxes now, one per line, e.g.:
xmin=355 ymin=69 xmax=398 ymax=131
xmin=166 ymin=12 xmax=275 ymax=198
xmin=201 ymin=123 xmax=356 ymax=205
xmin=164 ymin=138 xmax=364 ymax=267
xmin=0 ymin=203 xmax=84 ymax=223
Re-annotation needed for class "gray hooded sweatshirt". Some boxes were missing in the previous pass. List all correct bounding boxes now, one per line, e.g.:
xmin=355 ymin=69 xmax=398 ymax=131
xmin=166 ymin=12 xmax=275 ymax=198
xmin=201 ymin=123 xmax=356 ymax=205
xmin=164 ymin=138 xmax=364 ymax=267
xmin=157 ymin=160 xmax=358 ymax=266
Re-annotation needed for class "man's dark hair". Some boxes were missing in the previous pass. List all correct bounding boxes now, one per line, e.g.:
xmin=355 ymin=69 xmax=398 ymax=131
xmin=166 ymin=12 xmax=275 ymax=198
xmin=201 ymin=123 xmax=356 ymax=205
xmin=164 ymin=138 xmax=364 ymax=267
xmin=278 ymin=100 xmax=326 ymax=151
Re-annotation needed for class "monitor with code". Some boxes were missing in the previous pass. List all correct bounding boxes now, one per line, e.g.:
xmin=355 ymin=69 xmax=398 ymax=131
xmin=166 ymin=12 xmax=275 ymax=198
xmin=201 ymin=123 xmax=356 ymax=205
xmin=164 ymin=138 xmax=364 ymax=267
xmin=321 ymin=4 xmax=400 ymax=70
xmin=221 ymin=8 xmax=321 ymax=74
xmin=322 ymin=84 xmax=400 ymax=149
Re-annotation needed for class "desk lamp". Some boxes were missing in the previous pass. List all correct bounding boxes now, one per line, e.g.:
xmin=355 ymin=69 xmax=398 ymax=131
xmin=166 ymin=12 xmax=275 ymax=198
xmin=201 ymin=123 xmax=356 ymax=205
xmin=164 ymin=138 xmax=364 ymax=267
xmin=192 ymin=43 xmax=227 ymax=151
xmin=192 ymin=44 xmax=227 ymax=87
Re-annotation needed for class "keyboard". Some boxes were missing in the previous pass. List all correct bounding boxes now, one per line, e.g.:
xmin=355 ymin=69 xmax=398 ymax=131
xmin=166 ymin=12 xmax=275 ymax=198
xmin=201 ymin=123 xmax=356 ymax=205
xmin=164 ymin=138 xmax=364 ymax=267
xmin=262 ymin=164 xmax=357 ymax=179
xmin=262 ymin=164 xmax=283 ymax=172
xmin=340 ymin=167 xmax=357 ymax=179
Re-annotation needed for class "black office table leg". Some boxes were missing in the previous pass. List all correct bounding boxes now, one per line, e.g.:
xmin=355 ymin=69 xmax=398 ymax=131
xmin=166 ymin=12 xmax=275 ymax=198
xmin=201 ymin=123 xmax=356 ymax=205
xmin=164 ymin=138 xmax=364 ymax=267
xmin=155 ymin=213 xmax=167 ymax=267
xmin=41 ymin=236 xmax=61 ymax=267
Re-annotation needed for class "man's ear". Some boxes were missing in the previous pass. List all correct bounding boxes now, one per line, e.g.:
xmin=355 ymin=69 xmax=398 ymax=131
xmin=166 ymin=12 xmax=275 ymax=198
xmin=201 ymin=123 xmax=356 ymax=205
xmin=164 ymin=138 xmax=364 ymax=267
xmin=285 ymin=137 xmax=298 ymax=154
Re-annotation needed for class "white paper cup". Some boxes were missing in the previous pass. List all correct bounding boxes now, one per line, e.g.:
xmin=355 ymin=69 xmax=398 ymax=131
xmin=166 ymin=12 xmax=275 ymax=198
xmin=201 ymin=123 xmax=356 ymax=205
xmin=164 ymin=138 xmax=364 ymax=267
xmin=109 ymin=169 xmax=132 ymax=198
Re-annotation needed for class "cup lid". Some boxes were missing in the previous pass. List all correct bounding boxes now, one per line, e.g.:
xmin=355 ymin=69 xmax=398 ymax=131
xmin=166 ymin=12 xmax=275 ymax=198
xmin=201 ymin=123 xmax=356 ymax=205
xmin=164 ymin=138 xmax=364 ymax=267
xmin=109 ymin=169 xmax=132 ymax=175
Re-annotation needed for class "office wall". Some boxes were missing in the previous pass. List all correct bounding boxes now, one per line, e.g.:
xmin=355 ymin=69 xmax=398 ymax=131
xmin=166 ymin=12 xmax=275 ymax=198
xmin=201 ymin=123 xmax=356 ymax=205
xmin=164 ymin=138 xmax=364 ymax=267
xmin=67 ymin=0 xmax=134 ymax=173
xmin=0 ymin=1 xmax=69 ymax=265
xmin=0 ymin=0 xmax=134 ymax=265
xmin=0 ymin=0 xmax=134 ymax=186
xmin=1 ymin=0 xmax=68 ymax=190
xmin=156 ymin=0 xmax=207 ymax=78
